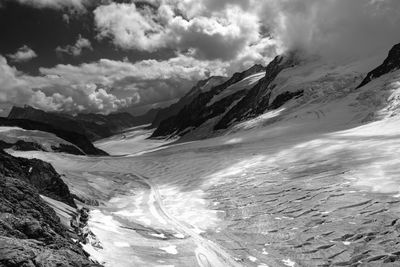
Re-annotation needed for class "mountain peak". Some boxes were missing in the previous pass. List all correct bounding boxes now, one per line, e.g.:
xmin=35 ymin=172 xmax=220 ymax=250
xmin=357 ymin=42 xmax=400 ymax=88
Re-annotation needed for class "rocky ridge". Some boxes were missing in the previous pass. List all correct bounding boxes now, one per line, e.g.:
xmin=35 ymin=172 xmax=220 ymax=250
xmin=0 ymin=150 xmax=101 ymax=266
xmin=151 ymin=64 xmax=266 ymax=137
xmin=151 ymin=76 xmax=227 ymax=128
xmin=358 ymin=43 xmax=400 ymax=88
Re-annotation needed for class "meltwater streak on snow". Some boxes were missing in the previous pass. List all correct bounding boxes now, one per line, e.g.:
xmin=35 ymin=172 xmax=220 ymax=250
xmin=10 ymin=57 xmax=400 ymax=266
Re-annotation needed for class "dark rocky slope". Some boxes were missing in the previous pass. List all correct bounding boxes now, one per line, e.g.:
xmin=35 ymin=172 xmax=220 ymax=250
xmin=0 ymin=150 xmax=76 ymax=207
xmin=8 ymin=106 xmax=142 ymax=141
xmin=151 ymin=64 xmax=265 ymax=137
xmin=0 ymin=150 xmax=101 ymax=266
xmin=0 ymin=139 xmax=84 ymax=155
xmin=0 ymin=117 xmax=107 ymax=156
xmin=215 ymin=52 xmax=300 ymax=130
xmin=358 ymin=43 xmax=400 ymax=88
xmin=151 ymin=76 xmax=226 ymax=128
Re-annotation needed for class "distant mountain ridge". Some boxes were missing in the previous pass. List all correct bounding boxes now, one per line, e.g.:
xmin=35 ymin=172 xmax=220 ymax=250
xmin=150 ymin=42 xmax=400 ymax=140
xmin=151 ymin=76 xmax=227 ymax=128
xmin=151 ymin=64 xmax=267 ymax=137
xmin=0 ymin=117 xmax=107 ymax=155
xmin=8 ymin=106 xmax=133 ymax=141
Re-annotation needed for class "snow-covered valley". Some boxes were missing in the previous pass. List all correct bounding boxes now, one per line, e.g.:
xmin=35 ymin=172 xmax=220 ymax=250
xmin=7 ymin=49 xmax=400 ymax=267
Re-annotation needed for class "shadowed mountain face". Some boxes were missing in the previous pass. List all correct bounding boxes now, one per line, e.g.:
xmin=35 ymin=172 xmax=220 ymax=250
xmin=151 ymin=76 xmax=227 ymax=128
xmin=358 ymin=43 xmax=400 ymax=88
xmin=151 ymin=64 xmax=266 ymax=137
xmin=0 ymin=117 xmax=107 ymax=156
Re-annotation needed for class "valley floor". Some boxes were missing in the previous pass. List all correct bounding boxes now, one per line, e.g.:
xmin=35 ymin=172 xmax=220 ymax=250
xmin=10 ymin=110 xmax=400 ymax=266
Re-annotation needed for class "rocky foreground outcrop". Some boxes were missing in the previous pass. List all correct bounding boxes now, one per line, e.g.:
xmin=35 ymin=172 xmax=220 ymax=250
xmin=0 ymin=150 xmax=101 ymax=266
xmin=0 ymin=150 xmax=75 ymax=207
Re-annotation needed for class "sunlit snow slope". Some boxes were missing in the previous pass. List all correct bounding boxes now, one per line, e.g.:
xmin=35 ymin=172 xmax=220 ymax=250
xmin=10 ymin=49 xmax=400 ymax=266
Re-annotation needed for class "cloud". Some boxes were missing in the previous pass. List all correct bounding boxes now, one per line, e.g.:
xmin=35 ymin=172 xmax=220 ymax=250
xmin=7 ymin=45 xmax=37 ymax=63
xmin=56 ymin=35 xmax=92 ymax=57
xmin=0 ymin=55 xmax=135 ymax=114
xmin=0 ymin=53 xmax=228 ymax=114
xmin=15 ymin=0 xmax=89 ymax=11
xmin=39 ymin=54 xmax=229 ymax=109
xmin=259 ymin=0 xmax=400 ymax=60
xmin=93 ymin=1 xmax=274 ymax=61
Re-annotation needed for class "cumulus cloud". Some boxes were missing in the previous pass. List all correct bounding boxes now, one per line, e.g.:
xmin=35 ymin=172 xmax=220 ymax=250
xmin=0 ymin=54 xmax=228 ymax=114
xmin=56 ymin=35 xmax=92 ymax=57
xmin=3 ymin=0 xmax=400 ymax=115
xmin=7 ymin=45 xmax=37 ymax=63
xmin=0 ymin=55 xmax=135 ymax=114
xmin=39 ymin=54 xmax=229 ymax=109
xmin=93 ymin=1 xmax=273 ymax=61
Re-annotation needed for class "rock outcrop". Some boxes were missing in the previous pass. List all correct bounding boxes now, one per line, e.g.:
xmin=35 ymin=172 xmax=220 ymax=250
xmin=358 ymin=43 xmax=400 ymax=88
xmin=0 ymin=150 xmax=75 ymax=207
xmin=0 ymin=150 xmax=101 ymax=266
xmin=0 ymin=176 xmax=101 ymax=267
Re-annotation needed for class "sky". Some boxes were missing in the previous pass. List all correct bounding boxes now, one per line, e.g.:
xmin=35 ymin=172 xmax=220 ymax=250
xmin=0 ymin=0 xmax=399 ymax=116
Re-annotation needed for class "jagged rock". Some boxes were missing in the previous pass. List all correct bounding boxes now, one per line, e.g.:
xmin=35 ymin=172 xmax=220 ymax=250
xmin=0 ymin=150 xmax=75 ymax=207
xmin=0 ymin=175 xmax=101 ymax=266
xmin=358 ymin=43 xmax=400 ymax=88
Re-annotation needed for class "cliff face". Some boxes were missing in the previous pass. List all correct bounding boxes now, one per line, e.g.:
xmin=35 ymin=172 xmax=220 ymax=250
xmin=0 ymin=150 xmax=76 ymax=207
xmin=0 ymin=150 xmax=101 ymax=266
xmin=358 ymin=43 xmax=400 ymax=88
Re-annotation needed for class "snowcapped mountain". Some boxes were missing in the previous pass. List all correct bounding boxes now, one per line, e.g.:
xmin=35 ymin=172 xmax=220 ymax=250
xmin=151 ymin=76 xmax=227 ymax=128
xmin=151 ymin=43 xmax=400 ymax=141
xmin=151 ymin=64 xmax=266 ymax=138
